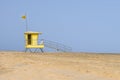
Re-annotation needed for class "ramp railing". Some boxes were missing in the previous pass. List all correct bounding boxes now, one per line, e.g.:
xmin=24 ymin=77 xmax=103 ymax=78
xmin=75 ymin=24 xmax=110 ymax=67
xmin=39 ymin=39 xmax=72 ymax=52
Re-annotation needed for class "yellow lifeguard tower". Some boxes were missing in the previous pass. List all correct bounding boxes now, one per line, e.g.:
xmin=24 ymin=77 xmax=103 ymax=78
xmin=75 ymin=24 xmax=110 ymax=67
xmin=22 ymin=14 xmax=72 ymax=53
xmin=24 ymin=31 xmax=44 ymax=52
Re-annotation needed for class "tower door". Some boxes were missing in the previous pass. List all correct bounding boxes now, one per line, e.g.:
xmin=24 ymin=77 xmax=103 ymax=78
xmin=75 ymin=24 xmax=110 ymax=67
xmin=28 ymin=34 xmax=31 ymax=45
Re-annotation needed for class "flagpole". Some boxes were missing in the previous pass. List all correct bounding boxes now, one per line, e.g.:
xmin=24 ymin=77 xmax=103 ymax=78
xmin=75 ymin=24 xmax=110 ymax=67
xmin=25 ymin=13 xmax=28 ymax=31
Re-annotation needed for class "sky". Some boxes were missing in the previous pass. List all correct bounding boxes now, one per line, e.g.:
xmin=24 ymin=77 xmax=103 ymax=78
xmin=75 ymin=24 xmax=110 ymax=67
xmin=0 ymin=0 xmax=120 ymax=53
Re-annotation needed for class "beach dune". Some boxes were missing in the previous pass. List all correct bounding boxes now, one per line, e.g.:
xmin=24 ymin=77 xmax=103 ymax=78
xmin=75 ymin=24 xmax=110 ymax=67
xmin=0 ymin=52 xmax=120 ymax=80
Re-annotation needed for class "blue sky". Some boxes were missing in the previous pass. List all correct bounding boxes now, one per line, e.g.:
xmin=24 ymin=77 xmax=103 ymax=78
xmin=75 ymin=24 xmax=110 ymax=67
xmin=0 ymin=0 xmax=120 ymax=52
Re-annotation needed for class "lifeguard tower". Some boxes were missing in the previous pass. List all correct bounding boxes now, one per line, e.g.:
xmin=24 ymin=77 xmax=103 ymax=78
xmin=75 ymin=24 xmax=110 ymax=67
xmin=22 ymin=14 xmax=72 ymax=53
xmin=24 ymin=31 xmax=44 ymax=52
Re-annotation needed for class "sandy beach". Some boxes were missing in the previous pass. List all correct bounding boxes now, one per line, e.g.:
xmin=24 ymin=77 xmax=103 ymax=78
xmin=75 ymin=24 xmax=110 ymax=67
xmin=0 ymin=52 xmax=120 ymax=80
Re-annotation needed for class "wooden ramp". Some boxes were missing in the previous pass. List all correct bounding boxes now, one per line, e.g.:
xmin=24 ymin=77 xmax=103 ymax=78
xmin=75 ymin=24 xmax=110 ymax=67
xmin=42 ymin=39 xmax=72 ymax=52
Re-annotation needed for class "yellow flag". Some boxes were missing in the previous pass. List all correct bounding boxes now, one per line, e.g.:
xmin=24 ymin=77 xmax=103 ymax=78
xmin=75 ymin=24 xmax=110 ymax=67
xmin=21 ymin=15 xmax=26 ymax=19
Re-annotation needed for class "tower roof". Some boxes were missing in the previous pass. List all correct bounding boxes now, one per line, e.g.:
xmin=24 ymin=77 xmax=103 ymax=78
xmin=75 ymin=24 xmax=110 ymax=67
xmin=24 ymin=31 xmax=42 ymax=34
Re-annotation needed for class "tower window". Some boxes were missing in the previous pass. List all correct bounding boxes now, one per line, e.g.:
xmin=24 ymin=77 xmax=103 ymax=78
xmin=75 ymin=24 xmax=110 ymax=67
xmin=28 ymin=34 xmax=31 ymax=45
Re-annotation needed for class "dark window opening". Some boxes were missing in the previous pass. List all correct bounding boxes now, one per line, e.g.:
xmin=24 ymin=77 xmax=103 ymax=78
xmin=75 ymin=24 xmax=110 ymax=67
xmin=28 ymin=34 xmax=31 ymax=45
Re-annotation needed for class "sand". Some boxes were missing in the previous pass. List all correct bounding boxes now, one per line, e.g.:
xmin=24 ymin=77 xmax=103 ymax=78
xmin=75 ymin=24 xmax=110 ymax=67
xmin=0 ymin=52 xmax=120 ymax=80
